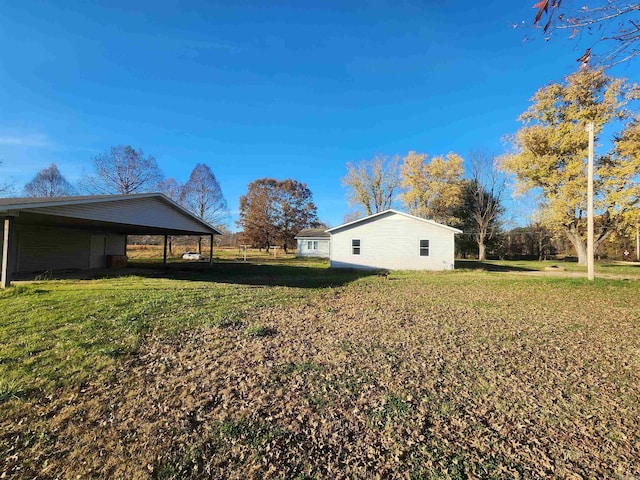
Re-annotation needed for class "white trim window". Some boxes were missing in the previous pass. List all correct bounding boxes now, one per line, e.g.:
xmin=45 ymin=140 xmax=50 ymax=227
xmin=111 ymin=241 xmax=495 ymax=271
xmin=352 ymin=238 xmax=361 ymax=255
xmin=419 ymin=239 xmax=429 ymax=256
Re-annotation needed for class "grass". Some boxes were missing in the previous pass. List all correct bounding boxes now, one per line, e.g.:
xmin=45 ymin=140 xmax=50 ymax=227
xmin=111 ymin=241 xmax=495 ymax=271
xmin=457 ymin=258 xmax=640 ymax=276
xmin=1 ymin=259 xmax=639 ymax=478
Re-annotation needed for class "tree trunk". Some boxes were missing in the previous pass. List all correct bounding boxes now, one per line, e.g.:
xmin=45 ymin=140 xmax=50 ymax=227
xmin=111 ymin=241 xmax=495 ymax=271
xmin=565 ymin=228 xmax=588 ymax=266
xmin=197 ymin=236 xmax=202 ymax=254
xmin=478 ymin=242 xmax=486 ymax=261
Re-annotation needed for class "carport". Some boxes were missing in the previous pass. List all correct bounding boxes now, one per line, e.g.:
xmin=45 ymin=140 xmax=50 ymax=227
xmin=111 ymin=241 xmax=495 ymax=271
xmin=0 ymin=193 xmax=221 ymax=288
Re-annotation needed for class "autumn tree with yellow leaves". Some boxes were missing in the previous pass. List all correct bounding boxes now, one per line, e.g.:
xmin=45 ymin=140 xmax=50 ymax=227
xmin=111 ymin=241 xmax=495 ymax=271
xmin=399 ymin=151 xmax=465 ymax=226
xmin=501 ymin=67 xmax=640 ymax=265
xmin=342 ymin=155 xmax=400 ymax=216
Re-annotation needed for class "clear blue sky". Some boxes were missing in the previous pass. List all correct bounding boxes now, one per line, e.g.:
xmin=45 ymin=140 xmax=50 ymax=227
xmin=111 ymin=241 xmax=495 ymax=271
xmin=2 ymin=0 xmax=639 ymax=229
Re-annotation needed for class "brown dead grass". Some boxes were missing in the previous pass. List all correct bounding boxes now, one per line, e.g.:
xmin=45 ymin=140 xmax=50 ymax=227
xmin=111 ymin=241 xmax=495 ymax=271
xmin=2 ymin=273 xmax=639 ymax=479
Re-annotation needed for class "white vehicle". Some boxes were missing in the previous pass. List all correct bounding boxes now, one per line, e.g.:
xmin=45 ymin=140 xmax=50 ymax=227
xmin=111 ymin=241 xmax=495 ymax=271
xmin=182 ymin=251 xmax=205 ymax=260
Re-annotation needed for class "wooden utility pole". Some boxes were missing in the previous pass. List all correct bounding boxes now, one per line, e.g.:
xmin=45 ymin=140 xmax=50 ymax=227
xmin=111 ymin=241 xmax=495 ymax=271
xmin=587 ymin=122 xmax=595 ymax=281
xmin=636 ymin=224 xmax=639 ymax=262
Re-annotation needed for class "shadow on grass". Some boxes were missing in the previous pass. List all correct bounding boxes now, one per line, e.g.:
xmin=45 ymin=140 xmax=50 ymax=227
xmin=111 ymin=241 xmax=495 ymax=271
xmin=15 ymin=261 xmax=377 ymax=289
xmin=455 ymin=260 xmax=537 ymax=272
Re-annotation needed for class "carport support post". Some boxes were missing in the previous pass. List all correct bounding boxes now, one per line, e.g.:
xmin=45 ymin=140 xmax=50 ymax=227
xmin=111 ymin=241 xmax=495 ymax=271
xmin=209 ymin=234 xmax=214 ymax=266
xmin=163 ymin=235 xmax=168 ymax=269
xmin=1 ymin=216 xmax=15 ymax=289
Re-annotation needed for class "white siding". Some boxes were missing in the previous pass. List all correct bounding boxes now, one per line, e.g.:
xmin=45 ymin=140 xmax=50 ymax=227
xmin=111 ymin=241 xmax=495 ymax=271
xmin=329 ymin=212 xmax=456 ymax=270
xmin=13 ymin=225 xmax=126 ymax=273
xmin=297 ymin=239 xmax=330 ymax=258
xmin=22 ymin=197 xmax=212 ymax=234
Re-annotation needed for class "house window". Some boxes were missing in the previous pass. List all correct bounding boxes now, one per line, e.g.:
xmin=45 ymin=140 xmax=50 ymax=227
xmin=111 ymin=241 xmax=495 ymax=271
xmin=352 ymin=239 xmax=361 ymax=255
xmin=306 ymin=240 xmax=319 ymax=251
xmin=419 ymin=239 xmax=429 ymax=256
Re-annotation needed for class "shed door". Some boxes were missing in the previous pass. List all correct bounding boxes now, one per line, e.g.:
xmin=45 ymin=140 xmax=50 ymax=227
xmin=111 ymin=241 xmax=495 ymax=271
xmin=90 ymin=235 xmax=107 ymax=268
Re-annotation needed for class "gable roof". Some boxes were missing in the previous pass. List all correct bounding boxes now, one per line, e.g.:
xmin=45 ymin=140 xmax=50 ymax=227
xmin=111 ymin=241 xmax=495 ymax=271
xmin=325 ymin=209 xmax=463 ymax=234
xmin=0 ymin=193 xmax=222 ymax=235
xmin=295 ymin=228 xmax=330 ymax=239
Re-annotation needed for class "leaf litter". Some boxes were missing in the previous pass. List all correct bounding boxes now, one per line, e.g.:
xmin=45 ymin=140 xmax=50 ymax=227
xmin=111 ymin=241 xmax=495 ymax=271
xmin=1 ymin=273 xmax=639 ymax=479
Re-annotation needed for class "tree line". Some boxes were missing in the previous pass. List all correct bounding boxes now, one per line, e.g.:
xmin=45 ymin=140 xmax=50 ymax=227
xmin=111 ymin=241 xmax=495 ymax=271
xmin=0 ymin=146 xmax=321 ymax=255
xmin=3 ymin=67 xmax=639 ymax=264
xmin=1 ymin=146 xmax=228 ymax=252
xmin=343 ymin=67 xmax=640 ymax=265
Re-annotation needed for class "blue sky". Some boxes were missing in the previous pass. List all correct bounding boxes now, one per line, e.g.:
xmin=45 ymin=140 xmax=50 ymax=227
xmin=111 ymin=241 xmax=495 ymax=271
xmin=2 ymin=0 xmax=639 ymax=229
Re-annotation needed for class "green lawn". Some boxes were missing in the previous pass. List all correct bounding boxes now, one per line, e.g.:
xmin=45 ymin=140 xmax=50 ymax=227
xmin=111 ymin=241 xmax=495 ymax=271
xmin=1 ymin=260 xmax=639 ymax=479
xmin=456 ymin=258 xmax=640 ymax=276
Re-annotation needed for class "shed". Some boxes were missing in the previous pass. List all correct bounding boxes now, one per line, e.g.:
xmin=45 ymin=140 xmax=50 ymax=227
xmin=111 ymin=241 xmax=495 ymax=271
xmin=295 ymin=228 xmax=330 ymax=258
xmin=0 ymin=193 xmax=222 ymax=287
xmin=326 ymin=209 xmax=462 ymax=271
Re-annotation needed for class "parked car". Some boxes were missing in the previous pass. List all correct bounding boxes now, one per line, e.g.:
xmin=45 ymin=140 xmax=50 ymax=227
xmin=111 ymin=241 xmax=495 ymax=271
xmin=182 ymin=251 xmax=205 ymax=260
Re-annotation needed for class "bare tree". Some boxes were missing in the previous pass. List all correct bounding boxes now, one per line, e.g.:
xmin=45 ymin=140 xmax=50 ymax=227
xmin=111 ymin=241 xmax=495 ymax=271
xmin=82 ymin=145 xmax=163 ymax=194
xmin=23 ymin=163 xmax=76 ymax=197
xmin=342 ymin=210 xmax=363 ymax=224
xmin=182 ymin=164 xmax=228 ymax=253
xmin=156 ymin=178 xmax=185 ymax=255
xmin=464 ymin=152 xmax=507 ymax=261
xmin=0 ymin=160 xmax=14 ymax=197
xmin=157 ymin=177 xmax=184 ymax=203
xmin=533 ymin=0 xmax=640 ymax=66
xmin=342 ymin=155 xmax=400 ymax=216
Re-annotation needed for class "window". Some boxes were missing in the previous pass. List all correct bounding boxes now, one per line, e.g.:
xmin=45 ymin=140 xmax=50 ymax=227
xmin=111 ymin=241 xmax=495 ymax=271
xmin=419 ymin=239 xmax=429 ymax=256
xmin=312 ymin=240 xmax=318 ymax=250
xmin=352 ymin=238 xmax=361 ymax=255
xmin=307 ymin=241 xmax=313 ymax=250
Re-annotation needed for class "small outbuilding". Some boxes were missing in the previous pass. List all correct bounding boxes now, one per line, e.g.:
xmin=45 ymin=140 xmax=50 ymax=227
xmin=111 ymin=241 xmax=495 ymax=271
xmin=295 ymin=228 xmax=330 ymax=258
xmin=0 ymin=193 xmax=221 ymax=288
xmin=326 ymin=209 xmax=462 ymax=271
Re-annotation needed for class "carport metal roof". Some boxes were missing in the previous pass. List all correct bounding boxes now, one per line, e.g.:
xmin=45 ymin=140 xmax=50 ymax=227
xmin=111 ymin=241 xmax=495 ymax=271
xmin=0 ymin=193 xmax=222 ymax=235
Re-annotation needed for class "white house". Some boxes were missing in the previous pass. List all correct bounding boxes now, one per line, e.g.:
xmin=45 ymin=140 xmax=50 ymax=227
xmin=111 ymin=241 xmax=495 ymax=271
xmin=326 ymin=209 xmax=462 ymax=271
xmin=295 ymin=228 xmax=330 ymax=258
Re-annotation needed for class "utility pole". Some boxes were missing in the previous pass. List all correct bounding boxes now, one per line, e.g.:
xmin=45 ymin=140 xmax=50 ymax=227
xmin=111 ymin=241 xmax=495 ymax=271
xmin=587 ymin=122 xmax=595 ymax=281
xmin=636 ymin=224 xmax=639 ymax=262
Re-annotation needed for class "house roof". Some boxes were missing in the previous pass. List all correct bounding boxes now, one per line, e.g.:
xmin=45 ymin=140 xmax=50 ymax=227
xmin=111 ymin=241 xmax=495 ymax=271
xmin=0 ymin=193 xmax=222 ymax=235
xmin=295 ymin=228 xmax=330 ymax=239
xmin=325 ymin=209 xmax=463 ymax=234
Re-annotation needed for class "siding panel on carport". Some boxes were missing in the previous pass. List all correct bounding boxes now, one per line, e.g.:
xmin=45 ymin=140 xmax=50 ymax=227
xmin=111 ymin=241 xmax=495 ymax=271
xmin=14 ymin=226 xmax=127 ymax=273
xmin=16 ymin=226 xmax=90 ymax=272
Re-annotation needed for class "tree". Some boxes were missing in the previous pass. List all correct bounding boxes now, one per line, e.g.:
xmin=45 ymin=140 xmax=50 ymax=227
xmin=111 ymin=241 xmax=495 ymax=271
xmin=82 ymin=145 xmax=163 ymax=194
xmin=0 ymin=160 xmax=14 ymax=197
xmin=399 ymin=151 xmax=465 ymax=225
xmin=462 ymin=152 xmax=507 ymax=261
xmin=343 ymin=210 xmax=363 ymax=224
xmin=156 ymin=178 xmax=184 ymax=203
xmin=239 ymin=179 xmax=278 ymax=252
xmin=182 ymin=164 xmax=228 ymax=253
xmin=342 ymin=155 xmax=400 ymax=216
xmin=532 ymin=0 xmax=640 ymax=66
xmin=23 ymin=163 xmax=75 ymax=197
xmin=274 ymin=179 xmax=320 ymax=253
xmin=501 ymin=67 xmax=640 ymax=265
xmin=156 ymin=178 xmax=185 ymax=255
xmin=238 ymin=178 xmax=319 ymax=253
